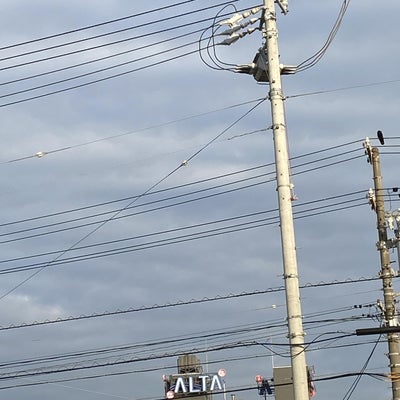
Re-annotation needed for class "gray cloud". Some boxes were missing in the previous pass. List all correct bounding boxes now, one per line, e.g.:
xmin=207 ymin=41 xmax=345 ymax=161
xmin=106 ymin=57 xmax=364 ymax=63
xmin=0 ymin=1 xmax=398 ymax=399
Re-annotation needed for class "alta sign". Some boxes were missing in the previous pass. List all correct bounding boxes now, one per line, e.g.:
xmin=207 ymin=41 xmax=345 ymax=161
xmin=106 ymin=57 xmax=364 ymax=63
xmin=173 ymin=374 xmax=223 ymax=393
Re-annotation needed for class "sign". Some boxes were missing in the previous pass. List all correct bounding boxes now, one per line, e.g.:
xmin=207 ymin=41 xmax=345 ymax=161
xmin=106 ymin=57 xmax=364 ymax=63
xmin=171 ymin=374 xmax=223 ymax=394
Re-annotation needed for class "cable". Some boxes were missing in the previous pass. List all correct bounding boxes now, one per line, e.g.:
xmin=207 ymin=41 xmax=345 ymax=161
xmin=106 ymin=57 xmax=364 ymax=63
xmin=0 ymin=38 xmax=201 ymax=100
xmin=0 ymin=274 xmax=386 ymax=332
xmin=342 ymin=334 xmax=381 ymax=400
xmin=0 ymin=328 xmax=377 ymax=382
xmin=0 ymin=196 xmax=367 ymax=273
xmin=0 ymin=174 xmax=365 ymax=247
xmin=198 ymin=4 xmax=240 ymax=72
xmin=286 ymin=79 xmax=400 ymax=100
xmin=0 ymin=97 xmax=265 ymax=300
xmin=296 ymin=0 xmax=351 ymax=73
xmin=0 ymin=333 xmax=384 ymax=386
xmin=0 ymin=342 xmax=388 ymax=391
xmin=0 ymin=146 xmax=365 ymax=243
xmin=0 ymin=137 xmax=362 ymax=232
xmin=0 ymin=0 xmax=200 ymax=51
xmin=0 ymin=4 xmax=246 ymax=107
xmin=0 ymin=190 xmax=366 ymax=262
xmin=0 ymin=45 xmax=206 ymax=108
xmin=0 ymin=163 xmax=269 ymax=222
xmin=0 ymin=1 xmax=234 ymax=65
xmin=198 ymin=4 xmax=262 ymax=72
xmin=0 ymin=27 xmax=204 ymax=85
xmin=0 ymin=97 xmax=265 ymax=164
xmin=0 ymin=304 xmax=384 ymax=388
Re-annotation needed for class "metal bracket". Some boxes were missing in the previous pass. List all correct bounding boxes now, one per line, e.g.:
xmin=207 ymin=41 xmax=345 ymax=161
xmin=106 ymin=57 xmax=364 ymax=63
xmin=275 ymin=0 xmax=289 ymax=14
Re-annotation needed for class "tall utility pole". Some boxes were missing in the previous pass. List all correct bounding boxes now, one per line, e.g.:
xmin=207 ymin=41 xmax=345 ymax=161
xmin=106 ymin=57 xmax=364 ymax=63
xmin=262 ymin=1 xmax=309 ymax=399
xmin=370 ymin=147 xmax=400 ymax=399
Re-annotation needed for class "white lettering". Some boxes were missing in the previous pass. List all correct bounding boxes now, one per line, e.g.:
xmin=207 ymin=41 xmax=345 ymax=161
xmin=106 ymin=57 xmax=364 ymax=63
xmin=198 ymin=375 xmax=209 ymax=391
xmin=210 ymin=375 xmax=223 ymax=391
xmin=174 ymin=377 xmax=187 ymax=393
xmin=173 ymin=374 xmax=223 ymax=394
xmin=188 ymin=377 xmax=200 ymax=393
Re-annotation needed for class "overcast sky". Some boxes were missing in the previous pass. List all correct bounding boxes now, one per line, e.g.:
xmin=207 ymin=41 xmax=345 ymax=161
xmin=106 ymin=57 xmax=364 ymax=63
xmin=0 ymin=1 xmax=399 ymax=399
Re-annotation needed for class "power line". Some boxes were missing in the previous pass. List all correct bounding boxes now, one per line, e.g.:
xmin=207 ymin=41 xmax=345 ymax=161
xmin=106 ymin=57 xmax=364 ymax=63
xmin=0 ymin=3 xmax=246 ymax=107
xmin=0 ymin=330 xmax=382 ymax=387
xmin=0 ymin=45 xmax=199 ymax=108
xmin=0 ymin=0 xmax=202 ymax=51
xmin=286 ymin=79 xmax=400 ymax=99
xmin=0 ymin=1 xmax=233 ymax=66
xmin=0 ymin=27 xmax=204 ymax=85
xmin=0 ymin=329 xmax=374 ymax=382
xmin=0 ymin=175 xmax=373 ymax=279
xmin=0 ymin=137 xmax=363 ymax=229
xmin=0 ymin=194 xmax=368 ymax=271
xmin=342 ymin=334 xmax=381 ymax=400
xmin=0 ymin=98 xmax=266 ymax=164
xmin=0 ymin=97 xmax=265 ymax=300
xmin=0 ymin=40 xmax=200 ymax=102
xmin=0 ymin=190 xmax=366 ymax=263
xmin=0 ymin=146 xmax=366 ymax=242
xmin=0 ymin=145 xmax=375 ymax=289
xmin=296 ymin=0 xmax=351 ymax=73
xmin=0 ymin=274 xmax=386 ymax=332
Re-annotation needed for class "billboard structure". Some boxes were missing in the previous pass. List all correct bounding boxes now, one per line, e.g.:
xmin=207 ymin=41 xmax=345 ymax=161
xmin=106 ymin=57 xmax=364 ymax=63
xmin=162 ymin=355 xmax=226 ymax=400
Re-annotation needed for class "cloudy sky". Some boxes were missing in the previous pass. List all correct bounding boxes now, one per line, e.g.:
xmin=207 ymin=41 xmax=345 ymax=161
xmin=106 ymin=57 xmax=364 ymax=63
xmin=0 ymin=1 xmax=399 ymax=399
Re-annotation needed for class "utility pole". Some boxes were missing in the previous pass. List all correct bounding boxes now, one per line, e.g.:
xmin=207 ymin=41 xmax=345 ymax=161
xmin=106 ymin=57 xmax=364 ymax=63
xmin=216 ymin=2 xmax=308 ymax=398
xmin=369 ymin=146 xmax=400 ymax=399
xmin=262 ymin=1 xmax=309 ymax=399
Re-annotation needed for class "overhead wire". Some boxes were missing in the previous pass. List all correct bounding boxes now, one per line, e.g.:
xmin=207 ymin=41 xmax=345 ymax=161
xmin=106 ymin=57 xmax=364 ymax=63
xmin=0 ymin=97 xmax=266 ymax=164
xmin=196 ymin=0 xmax=350 ymax=75
xmin=0 ymin=1 xmax=234 ymax=66
xmin=0 ymin=327 xmax=375 ymax=383
xmin=0 ymin=2 xmax=248 ymax=107
xmin=0 ymin=96 xmax=265 ymax=300
xmin=0 ymin=274 xmax=387 ymax=333
xmin=0 ymin=168 xmax=365 ymax=245
xmin=0 ymin=329 xmax=382 ymax=386
xmin=0 ymin=190 xmax=368 ymax=271
xmin=295 ymin=0 xmax=351 ymax=73
xmin=0 ymin=372 xmax=390 ymax=395
xmin=0 ymin=341 xmax=389 ymax=392
xmin=0 ymin=190 xmax=367 ymax=264
xmin=0 ymin=11 xmax=239 ymax=88
xmin=0 ymin=322 xmax=283 ymax=370
xmin=0 ymin=285 xmax=385 ymax=388
xmin=0 ymin=321 xmax=376 ymax=379
xmin=0 ymin=0 xmax=201 ymax=51
xmin=342 ymin=333 xmax=381 ymax=400
xmin=198 ymin=4 xmax=242 ymax=72
xmin=10 ymin=201 xmax=376 ymax=274
xmin=0 ymin=27 xmax=205 ymax=84
xmin=0 ymin=138 xmax=379 ymax=281
xmin=0 ymin=143 xmax=366 ymax=242
xmin=286 ymin=79 xmax=400 ymax=100
xmin=0 ymin=40 xmax=202 ymax=106
xmin=0 ymin=136 xmax=364 ymax=228
xmin=0 ymin=202 xmax=368 ymax=274
xmin=0 ymin=147 xmax=374 ymax=276
xmin=0 ymin=42 xmax=223 ymax=108
xmin=1 ymin=327 xmax=276 ymax=367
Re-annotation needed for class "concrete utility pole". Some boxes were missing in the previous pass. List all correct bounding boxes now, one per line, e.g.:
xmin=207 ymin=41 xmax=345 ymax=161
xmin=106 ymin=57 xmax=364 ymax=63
xmin=370 ymin=147 xmax=400 ymax=399
xmin=262 ymin=1 xmax=309 ymax=399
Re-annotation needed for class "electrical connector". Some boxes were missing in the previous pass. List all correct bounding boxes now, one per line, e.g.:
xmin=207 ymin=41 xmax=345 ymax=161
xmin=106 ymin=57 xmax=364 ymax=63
xmin=219 ymin=7 xmax=262 ymax=27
